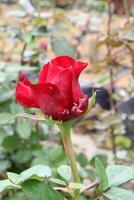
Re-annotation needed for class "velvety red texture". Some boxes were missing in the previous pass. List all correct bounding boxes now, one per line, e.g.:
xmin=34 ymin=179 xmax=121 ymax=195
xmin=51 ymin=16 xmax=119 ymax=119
xmin=16 ymin=55 xmax=88 ymax=121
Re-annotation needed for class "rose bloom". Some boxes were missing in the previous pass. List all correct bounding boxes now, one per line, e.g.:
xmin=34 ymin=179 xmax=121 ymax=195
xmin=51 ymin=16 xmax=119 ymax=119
xmin=16 ymin=55 xmax=88 ymax=121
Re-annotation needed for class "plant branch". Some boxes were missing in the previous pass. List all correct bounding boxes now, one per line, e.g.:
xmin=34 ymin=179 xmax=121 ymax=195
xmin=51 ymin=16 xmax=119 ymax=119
xmin=123 ymin=0 xmax=130 ymax=19
xmin=107 ymin=0 xmax=112 ymax=57
xmin=58 ymin=122 xmax=80 ymax=200
xmin=107 ymin=0 xmax=117 ymax=160
xmin=21 ymin=42 xmax=27 ymax=65
xmin=82 ymin=180 xmax=99 ymax=192
xmin=60 ymin=125 xmax=80 ymax=183
xmin=124 ymin=43 xmax=134 ymax=78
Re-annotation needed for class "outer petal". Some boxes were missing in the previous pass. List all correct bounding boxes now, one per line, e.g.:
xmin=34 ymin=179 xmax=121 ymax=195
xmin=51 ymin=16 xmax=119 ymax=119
xmin=38 ymin=62 xmax=51 ymax=83
xmin=50 ymin=55 xmax=75 ymax=69
xmin=75 ymin=61 xmax=88 ymax=77
xmin=31 ymin=83 xmax=69 ymax=121
xmin=39 ymin=64 xmax=73 ymax=109
xmin=52 ymin=55 xmax=88 ymax=77
xmin=71 ymin=97 xmax=88 ymax=118
xmin=39 ymin=56 xmax=74 ymax=83
xmin=71 ymin=71 xmax=88 ymax=117
xmin=50 ymin=68 xmax=73 ymax=109
xmin=38 ymin=55 xmax=88 ymax=83
xmin=16 ymin=79 xmax=39 ymax=108
xmin=72 ymin=73 xmax=86 ymax=104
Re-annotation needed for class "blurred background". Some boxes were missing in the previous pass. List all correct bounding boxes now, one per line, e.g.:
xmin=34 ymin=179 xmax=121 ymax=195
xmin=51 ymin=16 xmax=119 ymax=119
xmin=0 ymin=0 xmax=134 ymax=199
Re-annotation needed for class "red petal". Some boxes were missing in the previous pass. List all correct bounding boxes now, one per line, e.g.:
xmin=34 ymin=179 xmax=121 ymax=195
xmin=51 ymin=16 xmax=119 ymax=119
xmin=52 ymin=56 xmax=88 ymax=77
xmin=71 ymin=97 xmax=88 ymax=118
xmin=38 ymin=62 xmax=49 ymax=83
xmin=75 ymin=61 xmax=88 ymax=77
xmin=72 ymin=74 xmax=85 ymax=103
xmin=16 ymin=79 xmax=39 ymax=108
xmin=51 ymin=68 xmax=73 ymax=109
xmin=71 ymin=70 xmax=88 ymax=116
xmin=31 ymin=83 xmax=69 ymax=121
xmin=38 ymin=55 xmax=88 ymax=83
xmin=50 ymin=55 xmax=75 ymax=68
xmin=38 ymin=56 xmax=73 ymax=83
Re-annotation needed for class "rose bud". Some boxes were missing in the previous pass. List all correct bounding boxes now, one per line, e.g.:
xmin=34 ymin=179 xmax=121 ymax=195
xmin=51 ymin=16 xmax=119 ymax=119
xmin=19 ymin=71 xmax=27 ymax=81
xmin=38 ymin=38 xmax=48 ymax=51
xmin=16 ymin=55 xmax=88 ymax=121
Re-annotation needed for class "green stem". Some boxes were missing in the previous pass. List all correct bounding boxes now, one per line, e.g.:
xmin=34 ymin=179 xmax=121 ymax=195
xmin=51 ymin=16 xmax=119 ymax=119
xmin=58 ymin=121 xmax=80 ymax=200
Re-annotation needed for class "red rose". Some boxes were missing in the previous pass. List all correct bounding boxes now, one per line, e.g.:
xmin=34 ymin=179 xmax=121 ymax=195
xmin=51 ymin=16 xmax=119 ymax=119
xmin=16 ymin=55 xmax=88 ymax=121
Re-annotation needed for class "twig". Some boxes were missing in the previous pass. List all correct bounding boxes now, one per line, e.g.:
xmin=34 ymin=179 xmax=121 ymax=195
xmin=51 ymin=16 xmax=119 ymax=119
xmin=54 ymin=187 xmax=68 ymax=193
xmin=109 ymin=68 xmax=115 ymax=110
xmin=123 ymin=0 xmax=130 ymax=20
xmin=107 ymin=0 xmax=117 ymax=160
xmin=35 ymin=121 xmax=40 ymax=144
xmin=82 ymin=180 xmax=99 ymax=192
xmin=107 ymin=0 xmax=112 ymax=57
xmin=21 ymin=42 xmax=27 ymax=65
xmin=0 ymin=172 xmax=7 ymax=179
xmin=54 ymin=180 xmax=100 ymax=194
xmin=122 ymin=0 xmax=134 ymax=80
xmin=124 ymin=43 xmax=134 ymax=78
xmin=110 ymin=125 xmax=116 ymax=158
xmin=94 ymin=196 xmax=101 ymax=200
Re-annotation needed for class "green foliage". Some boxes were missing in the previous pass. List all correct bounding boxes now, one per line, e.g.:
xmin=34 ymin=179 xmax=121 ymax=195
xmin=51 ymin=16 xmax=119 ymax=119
xmin=0 ymin=1 xmax=134 ymax=200
xmin=78 ymin=153 xmax=88 ymax=167
xmin=4 ymin=192 xmax=25 ymax=200
xmin=90 ymin=154 xmax=108 ymax=167
xmin=0 ymin=161 xmax=134 ymax=200
xmin=95 ymin=158 xmax=108 ymax=192
xmin=16 ymin=119 xmax=32 ymax=140
xmin=12 ymin=149 xmax=33 ymax=165
xmin=69 ymin=182 xmax=84 ymax=190
xmin=106 ymin=165 xmax=134 ymax=187
xmin=103 ymin=187 xmax=134 ymax=200
xmin=2 ymin=136 xmax=21 ymax=152
xmin=0 ymin=160 xmax=11 ymax=172
xmin=52 ymin=36 xmax=76 ymax=57
xmin=50 ymin=178 xmax=66 ymax=186
xmin=0 ymin=180 xmax=20 ymax=193
xmin=115 ymin=135 xmax=132 ymax=149
xmin=0 ymin=90 xmax=14 ymax=104
xmin=22 ymin=180 xmax=64 ymax=200
xmin=3 ymin=192 xmax=26 ymax=200
xmin=57 ymin=165 xmax=72 ymax=181
xmin=7 ymin=165 xmax=51 ymax=184
xmin=0 ymin=113 xmax=14 ymax=125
